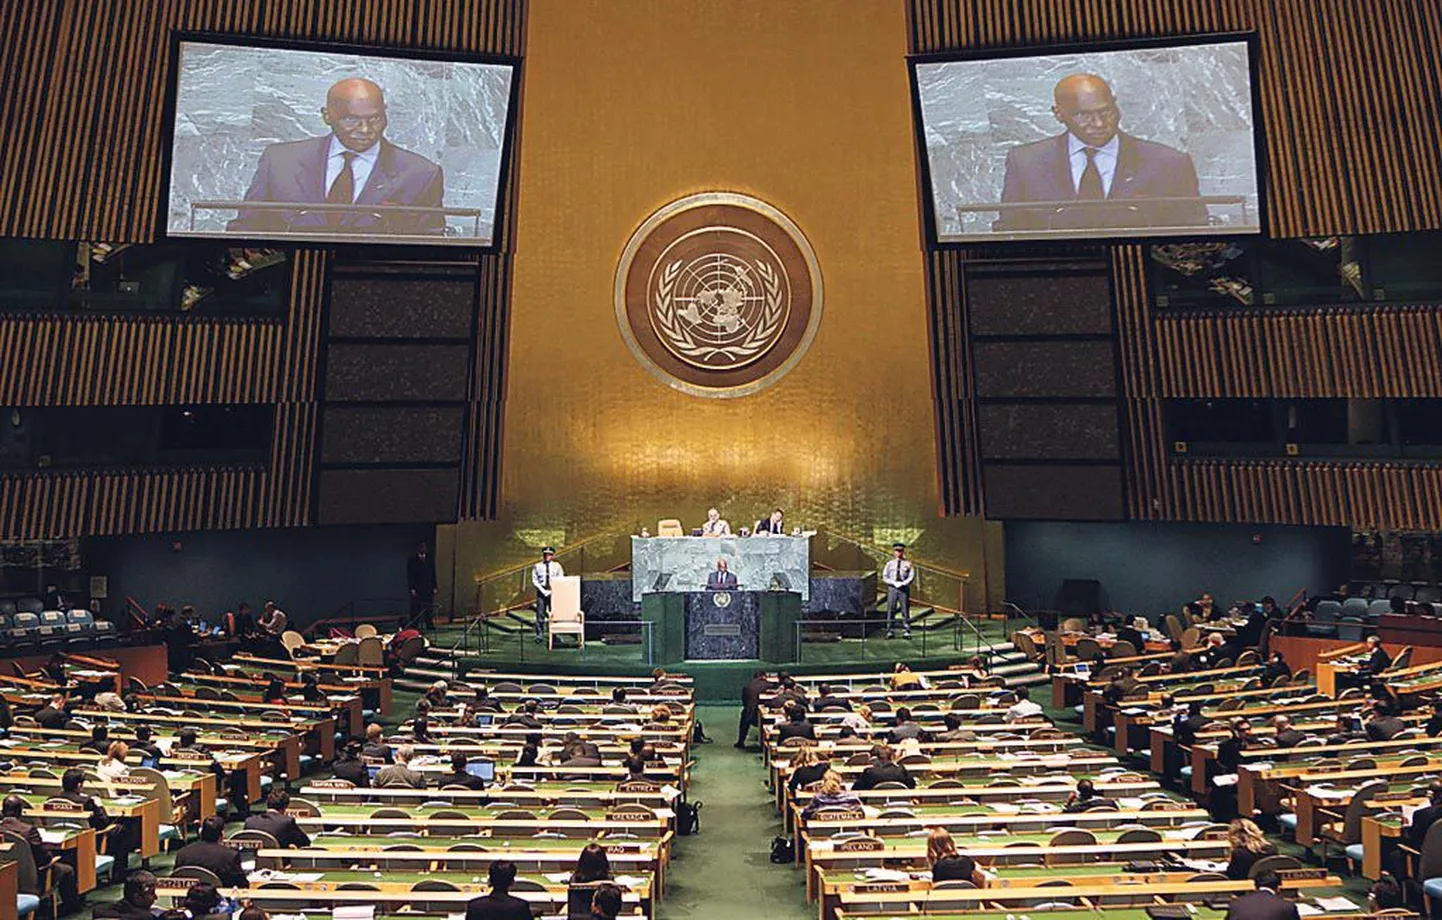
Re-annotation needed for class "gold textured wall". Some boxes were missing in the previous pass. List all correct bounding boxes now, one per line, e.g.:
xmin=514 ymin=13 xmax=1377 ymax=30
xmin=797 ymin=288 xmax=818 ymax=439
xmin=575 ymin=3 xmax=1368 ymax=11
xmin=444 ymin=0 xmax=1001 ymax=611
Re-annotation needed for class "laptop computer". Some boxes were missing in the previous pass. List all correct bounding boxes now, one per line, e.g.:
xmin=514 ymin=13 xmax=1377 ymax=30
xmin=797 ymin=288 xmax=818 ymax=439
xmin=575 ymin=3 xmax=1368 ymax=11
xmin=466 ymin=760 xmax=496 ymax=783
xmin=140 ymin=754 xmax=160 ymax=769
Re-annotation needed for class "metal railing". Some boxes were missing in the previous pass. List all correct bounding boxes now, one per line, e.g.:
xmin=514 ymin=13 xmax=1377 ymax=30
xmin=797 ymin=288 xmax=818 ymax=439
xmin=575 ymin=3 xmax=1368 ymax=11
xmin=462 ymin=617 xmax=654 ymax=666
xmin=794 ymin=615 xmax=961 ymax=663
xmin=811 ymin=527 xmax=971 ymax=615
xmin=306 ymin=597 xmax=414 ymax=639
xmin=468 ymin=532 xmax=627 ymax=622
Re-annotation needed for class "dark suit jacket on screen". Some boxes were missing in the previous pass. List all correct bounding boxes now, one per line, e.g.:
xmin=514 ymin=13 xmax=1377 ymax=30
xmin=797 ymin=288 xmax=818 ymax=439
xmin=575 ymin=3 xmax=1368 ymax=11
xmin=996 ymin=131 xmax=1208 ymax=232
xmin=227 ymin=136 xmax=445 ymax=236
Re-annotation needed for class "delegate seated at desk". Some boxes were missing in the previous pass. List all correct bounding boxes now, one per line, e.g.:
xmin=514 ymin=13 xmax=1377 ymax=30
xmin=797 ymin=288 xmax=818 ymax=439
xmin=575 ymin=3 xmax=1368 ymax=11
xmin=705 ymin=559 xmax=738 ymax=591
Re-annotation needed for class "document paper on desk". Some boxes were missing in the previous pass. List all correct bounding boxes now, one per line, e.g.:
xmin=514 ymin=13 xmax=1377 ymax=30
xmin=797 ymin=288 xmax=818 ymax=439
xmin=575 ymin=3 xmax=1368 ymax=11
xmin=333 ymin=907 xmax=375 ymax=920
xmin=1314 ymin=896 xmax=1360 ymax=912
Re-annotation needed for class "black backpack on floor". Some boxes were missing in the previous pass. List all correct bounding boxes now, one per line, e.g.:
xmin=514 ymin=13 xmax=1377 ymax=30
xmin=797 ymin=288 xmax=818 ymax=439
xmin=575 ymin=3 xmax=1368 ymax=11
xmin=770 ymin=835 xmax=794 ymax=863
xmin=678 ymin=799 xmax=702 ymax=835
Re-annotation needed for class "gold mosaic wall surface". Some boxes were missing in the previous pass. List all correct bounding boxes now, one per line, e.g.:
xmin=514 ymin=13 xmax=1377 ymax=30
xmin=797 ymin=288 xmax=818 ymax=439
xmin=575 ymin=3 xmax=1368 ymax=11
xmin=442 ymin=0 xmax=1001 ymax=612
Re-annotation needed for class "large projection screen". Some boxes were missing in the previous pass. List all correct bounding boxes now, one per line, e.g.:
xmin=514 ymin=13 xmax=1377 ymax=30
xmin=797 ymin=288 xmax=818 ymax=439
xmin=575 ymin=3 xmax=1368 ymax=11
xmin=164 ymin=37 xmax=517 ymax=247
xmin=913 ymin=35 xmax=1263 ymax=244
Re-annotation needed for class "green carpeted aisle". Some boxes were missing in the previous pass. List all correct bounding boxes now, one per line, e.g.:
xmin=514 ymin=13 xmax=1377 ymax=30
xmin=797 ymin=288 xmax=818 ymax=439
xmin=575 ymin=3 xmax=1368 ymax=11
xmin=664 ymin=704 xmax=811 ymax=920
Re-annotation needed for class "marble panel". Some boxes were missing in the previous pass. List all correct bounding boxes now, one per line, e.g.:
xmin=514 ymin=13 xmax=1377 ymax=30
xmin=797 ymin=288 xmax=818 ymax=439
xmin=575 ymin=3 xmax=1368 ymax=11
xmin=580 ymin=576 xmax=638 ymax=620
xmin=684 ymin=591 xmax=761 ymax=660
xmin=631 ymin=535 xmax=810 ymax=602
xmin=917 ymin=40 xmax=1260 ymax=239
xmin=804 ymin=571 xmax=875 ymax=615
xmin=168 ymin=42 xmax=513 ymax=239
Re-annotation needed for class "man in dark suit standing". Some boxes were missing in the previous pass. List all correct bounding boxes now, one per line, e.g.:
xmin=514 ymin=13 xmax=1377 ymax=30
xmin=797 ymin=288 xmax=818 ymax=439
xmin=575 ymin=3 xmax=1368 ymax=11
xmin=736 ymin=670 xmax=773 ymax=749
xmin=705 ymin=558 xmax=738 ymax=590
xmin=243 ymin=789 xmax=311 ymax=849
xmin=407 ymin=542 xmax=438 ymax=630
xmin=228 ymin=78 xmax=445 ymax=237
xmin=1225 ymin=871 xmax=1299 ymax=920
xmin=996 ymin=73 xmax=1209 ymax=233
xmin=173 ymin=815 xmax=249 ymax=887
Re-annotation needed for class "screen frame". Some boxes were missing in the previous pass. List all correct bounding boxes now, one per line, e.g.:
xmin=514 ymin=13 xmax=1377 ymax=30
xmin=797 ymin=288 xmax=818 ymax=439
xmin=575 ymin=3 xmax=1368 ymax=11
xmin=158 ymin=31 xmax=523 ymax=253
xmin=907 ymin=31 xmax=1269 ymax=249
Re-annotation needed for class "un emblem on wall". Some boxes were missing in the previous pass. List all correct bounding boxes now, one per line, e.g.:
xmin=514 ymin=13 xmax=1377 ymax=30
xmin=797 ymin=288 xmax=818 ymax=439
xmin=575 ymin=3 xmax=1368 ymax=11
xmin=615 ymin=192 xmax=823 ymax=398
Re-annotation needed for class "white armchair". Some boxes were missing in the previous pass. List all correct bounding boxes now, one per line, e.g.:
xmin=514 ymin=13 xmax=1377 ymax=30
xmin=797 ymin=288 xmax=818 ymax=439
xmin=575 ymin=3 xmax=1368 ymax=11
xmin=548 ymin=575 xmax=585 ymax=650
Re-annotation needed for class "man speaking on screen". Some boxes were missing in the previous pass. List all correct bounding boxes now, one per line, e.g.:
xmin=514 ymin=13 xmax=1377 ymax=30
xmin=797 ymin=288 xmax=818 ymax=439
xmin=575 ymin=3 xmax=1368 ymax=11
xmin=994 ymin=73 xmax=1209 ymax=233
xmin=227 ymin=78 xmax=446 ymax=236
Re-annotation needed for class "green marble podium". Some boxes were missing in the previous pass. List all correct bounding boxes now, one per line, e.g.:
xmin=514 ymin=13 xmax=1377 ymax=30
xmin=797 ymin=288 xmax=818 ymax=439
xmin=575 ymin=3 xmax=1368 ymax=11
xmin=642 ymin=590 xmax=800 ymax=664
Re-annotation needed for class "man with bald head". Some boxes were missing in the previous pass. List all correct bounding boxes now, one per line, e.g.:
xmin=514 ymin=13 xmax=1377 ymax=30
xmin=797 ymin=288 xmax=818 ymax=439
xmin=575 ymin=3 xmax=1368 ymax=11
xmin=228 ymin=77 xmax=445 ymax=237
xmin=995 ymin=73 xmax=1208 ymax=233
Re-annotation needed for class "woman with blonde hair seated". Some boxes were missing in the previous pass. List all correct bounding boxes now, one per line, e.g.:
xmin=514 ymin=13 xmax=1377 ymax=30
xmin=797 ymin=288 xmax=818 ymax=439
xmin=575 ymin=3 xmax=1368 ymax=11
xmin=927 ymin=827 xmax=986 ymax=886
xmin=891 ymin=662 xmax=923 ymax=690
xmin=96 ymin=740 xmax=131 ymax=780
xmin=786 ymin=744 xmax=831 ymax=796
xmin=800 ymin=769 xmax=860 ymax=818
xmin=1225 ymin=817 xmax=1275 ymax=880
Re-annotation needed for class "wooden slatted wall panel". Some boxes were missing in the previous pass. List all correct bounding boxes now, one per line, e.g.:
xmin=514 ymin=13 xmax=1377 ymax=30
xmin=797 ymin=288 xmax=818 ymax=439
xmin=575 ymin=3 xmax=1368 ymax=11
xmin=0 ymin=0 xmax=524 ymax=537
xmin=923 ymin=249 xmax=984 ymax=516
xmin=460 ymin=251 xmax=511 ymax=520
xmin=907 ymin=0 xmax=1442 ymax=237
xmin=1111 ymin=245 xmax=1172 ymax=520
xmin=1153 ymin=307 xmax=1442 ymax=398
xmin=0 ymin=315 xmax=284 ymax=406
xmin=1171 ymin=461 xmax=1442 ymax=530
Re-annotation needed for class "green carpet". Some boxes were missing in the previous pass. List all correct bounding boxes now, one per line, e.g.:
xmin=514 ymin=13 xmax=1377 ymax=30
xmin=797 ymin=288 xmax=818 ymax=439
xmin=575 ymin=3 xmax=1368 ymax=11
xmin=667 ymin=704 xmax=811 ymax=920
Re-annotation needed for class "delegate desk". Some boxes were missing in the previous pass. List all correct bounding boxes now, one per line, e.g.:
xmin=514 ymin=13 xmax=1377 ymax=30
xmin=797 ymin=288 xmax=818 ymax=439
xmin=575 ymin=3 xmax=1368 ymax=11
xmin=830 ymin=882 xmax=1372 ymax=920
xmin=134 ymin=691 xmax=363 ymax=738
xmin=292 ymin=803 xmax=672 ymax=838
xmin=2 ymin=727 xmax=267 ymax=805
xmin=834 ymin=905 xmax=1392 ymax=920
xmin=74 ymin=708 xmax=311 ymax=779
xmin=211 ymin=880 xmax=649 ymax=916
xmin=230 ymin=654 xmax=394 ymax=713
xmin=300 ymin=782 xmax=680 ymax=811
xmin=818 ymin=863 xmax=1272 ymax=920
xmin=253 ymin=841 xmax=667 ymax=897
